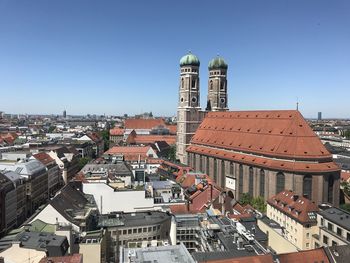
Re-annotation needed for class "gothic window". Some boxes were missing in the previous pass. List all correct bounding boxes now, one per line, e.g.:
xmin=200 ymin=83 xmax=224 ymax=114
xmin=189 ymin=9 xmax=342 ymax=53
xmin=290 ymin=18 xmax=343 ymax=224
xmin=192 ymin=79 xmax=196 ymax=89
xmin=213 ymin=159 xmax=217 ymax=182
xmin=239 ymin=164 xmax=243 ymax=196
xmin=249 ymin=167 xmax=254 ymax=195
xmin=221 ymin=160 xmax=225 ymax=187
xmin=210 ymin=80 xmax=213 ymax=90
xmin=276 ymin=172 xmax=285 ymax=194
xmin=303 ymin=175 xmax=312 ymax=199
xmin=328 ymin=175 xmax=334 ymax=203
xmin=260 ymin=169 xmax=265 ymax=197
xmin=220 ymin=81 xmax=224 ymax=90
xmin=199 ymin=155 xmax=203 ymax=172
xmin=206 ymin=157 xmax=209 ymax=175
xmin=181 ymin=78 xmax=184 ymax=89
xmin=230 ymin=162 xmax=234 ymax=175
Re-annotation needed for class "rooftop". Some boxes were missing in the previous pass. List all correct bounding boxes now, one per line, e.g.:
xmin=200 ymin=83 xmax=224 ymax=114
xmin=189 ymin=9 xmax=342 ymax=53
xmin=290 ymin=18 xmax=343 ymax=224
xmin=267 ymin=190 xmax=319 ymax=225
xmin=122 ymin=243 xmax=195 ymax=263
xmin=125 ymin=118 xmax=166 ymax=130
xmin=318 ymin=207 xmax=350 ymax=231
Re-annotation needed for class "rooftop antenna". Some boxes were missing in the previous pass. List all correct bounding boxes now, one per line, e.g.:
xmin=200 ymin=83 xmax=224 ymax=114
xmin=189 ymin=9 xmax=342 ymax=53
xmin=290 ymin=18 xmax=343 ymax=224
xmin=296 ymin=97 xmax=299 ymax=111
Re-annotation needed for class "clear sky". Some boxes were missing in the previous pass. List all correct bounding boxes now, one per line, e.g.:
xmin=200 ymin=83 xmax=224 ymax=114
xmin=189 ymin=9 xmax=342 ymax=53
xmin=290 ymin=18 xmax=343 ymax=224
xmin=0 ymin=0 xmax=349 ymax=118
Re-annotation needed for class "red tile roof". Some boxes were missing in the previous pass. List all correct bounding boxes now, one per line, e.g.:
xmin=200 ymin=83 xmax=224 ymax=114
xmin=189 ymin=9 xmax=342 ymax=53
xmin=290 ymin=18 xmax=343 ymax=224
xmin=267 ymin=190 xmax=319 ymax=224
xmin=33 ymin=152 xmax=55 ymax=166
xmin=198 ymin=254 xmax=274 ymax=263
xmin=341 ymin=171 xmax=350 ymax=182
xmin=105 ymin=146 xmax=156 ymax=161
xmin=87 ymin=132 xmax=102 ymax=143
xmin=278 ymin=247 xmax=330 ymax=263
xmin=133 ymin=135 xmax=176 ymax=145
xmin=124 ymin=118 xmax=166 ymax=130
xmin=39 ymin=254 xmax=83 ymax=263
xmin=191 ymin=110 xmax=332 ymax=161
xmin=110 ymin=128 xmax=124 ymax=136
xmin=166 ymin=124 xmax=177 ymax=135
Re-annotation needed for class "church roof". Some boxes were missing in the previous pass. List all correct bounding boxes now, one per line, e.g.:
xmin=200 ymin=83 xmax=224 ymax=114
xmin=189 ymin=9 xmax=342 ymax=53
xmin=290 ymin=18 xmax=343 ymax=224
xmin=188 ymin=110 xmax=340 ymax=174
xmin=190 ymin=110 xmax=332 ymax=161
xmin=124 ymin=118 xmax=166 ymax=130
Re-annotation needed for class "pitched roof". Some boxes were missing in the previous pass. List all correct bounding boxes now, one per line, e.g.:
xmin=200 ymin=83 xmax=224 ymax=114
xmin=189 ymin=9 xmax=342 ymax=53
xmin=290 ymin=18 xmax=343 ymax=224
xmin=33 ymin=152 xmax=55 ymax=166
xmin=267 ymin=190 xmax=319 ymax=224
xmin=190 ymin=110 xmax=332 ymax=161
xmin=278 ymin=247 xmax=330 ymax=263
xmin=124 ymin=118 xmax=166 ymax=130
xmin=105 ymin=146 xmax=155 ymax=161
xmin=87 ymin=132 xmax=102 ymax=143
xmin=166 ymin=124 xmax=177 ymax=135
xmin=110 ymin=128 xmax=124 ymax=136
xmin=132 ymin=135 xmax=176 ymax=145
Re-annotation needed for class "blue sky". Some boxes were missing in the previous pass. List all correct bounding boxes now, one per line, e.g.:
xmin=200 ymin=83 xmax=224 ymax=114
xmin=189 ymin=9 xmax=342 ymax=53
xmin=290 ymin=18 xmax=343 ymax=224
xmin=0 ymin=0 xmax=349 ymax=118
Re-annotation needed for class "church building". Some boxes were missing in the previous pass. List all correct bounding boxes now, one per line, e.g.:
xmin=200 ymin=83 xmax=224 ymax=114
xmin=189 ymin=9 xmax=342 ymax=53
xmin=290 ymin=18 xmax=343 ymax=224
xmin=176 ymin=52 xmax=340 ymax=206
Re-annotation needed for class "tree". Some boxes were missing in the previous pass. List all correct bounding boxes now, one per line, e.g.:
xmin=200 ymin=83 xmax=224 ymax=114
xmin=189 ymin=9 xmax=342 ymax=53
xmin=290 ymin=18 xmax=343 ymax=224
xmin=99 ymin=130 xmax=110 ymax=151
xmin=252 ymin=196 xmax=267 ymax=213
xmin=345 ymin=130 xmax=350 ymax=140
xmin=78 ymin=157 xmax=91 ymax=170
xmin=239 ymin=193 xmax=252 ymax=206
xmin=167 ymin=145 xmax=176 ymax=161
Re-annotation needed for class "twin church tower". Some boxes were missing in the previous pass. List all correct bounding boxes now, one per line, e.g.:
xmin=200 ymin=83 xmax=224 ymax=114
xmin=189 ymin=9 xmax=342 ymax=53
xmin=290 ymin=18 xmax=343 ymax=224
xmin=176 ymin=52 xmax=229 ymax=164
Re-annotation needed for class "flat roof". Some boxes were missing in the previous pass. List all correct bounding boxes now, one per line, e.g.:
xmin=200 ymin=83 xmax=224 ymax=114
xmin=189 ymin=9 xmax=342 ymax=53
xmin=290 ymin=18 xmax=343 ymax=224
xmin=318 ymin=207 xmax=350 ymax=231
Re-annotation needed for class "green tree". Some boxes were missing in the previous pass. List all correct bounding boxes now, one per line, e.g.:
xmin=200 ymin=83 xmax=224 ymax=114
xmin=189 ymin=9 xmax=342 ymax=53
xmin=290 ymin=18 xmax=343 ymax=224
xmin=78 ymin=157 xmax=91 ymax=170
xmin=345 ymin=130 xmax=350 ymax=140
xmin=48 ymin=126 xmax=56 ymax=133
xmin=167 ymin=145 xmax=176 ymax=161
xmin=340 ymin=203 xmax=350 ymax=213
xmin=99 ymin=130 xmax=110 ymax=151
xmin=239 ymin=193 xmax=252 ymax=205
xmin=252 ymin=196 xmax=267 ymax=213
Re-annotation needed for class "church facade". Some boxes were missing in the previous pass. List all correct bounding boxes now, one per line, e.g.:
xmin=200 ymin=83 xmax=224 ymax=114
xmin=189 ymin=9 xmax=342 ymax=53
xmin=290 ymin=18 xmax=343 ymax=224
xmin=176 ymin=52 xmax=228 ymax=164
xmin=176 ymin=52 xmax=340 ymax=206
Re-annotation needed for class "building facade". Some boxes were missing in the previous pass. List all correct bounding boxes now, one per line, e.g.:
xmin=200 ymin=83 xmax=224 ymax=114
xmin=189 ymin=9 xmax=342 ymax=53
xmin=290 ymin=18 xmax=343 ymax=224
xmin=176 ymin=53 xmax=228 ymax=164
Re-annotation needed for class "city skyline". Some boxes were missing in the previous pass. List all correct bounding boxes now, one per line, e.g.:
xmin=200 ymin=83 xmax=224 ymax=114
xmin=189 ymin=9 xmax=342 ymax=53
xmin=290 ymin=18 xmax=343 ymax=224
xmin=0 ymin=0 xmax=349 ymax=118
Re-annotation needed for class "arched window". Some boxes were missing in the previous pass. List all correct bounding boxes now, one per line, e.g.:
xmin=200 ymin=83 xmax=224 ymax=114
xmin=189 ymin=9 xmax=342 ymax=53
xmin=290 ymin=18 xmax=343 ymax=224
xmin=192 ymin=79 xmax=196 ymax=89
xmin=230 ymin=162 xmax=234 ymax=175
xmin=221 ymin=160 xmax=225 ymax=187
xmin=199 ymin=155 xmax=203 ymax=173
xmin=239 ymin=165 xmax=243 ymax=196
xmin=303 ymin=175 xmax=312 ymax=200
xmin=249 ymin=167 xmax=254 ymax=195
xmin=328 ymin=175 xmax=334 ymax=203
xmin=276 ymin=172 xmax=285 ymax=194
xmin=210 ymin=80 xmax=213 ymax=90
xmin=213 ymin=159 xmax=217 ymax=182
xmin=206 ymin=157 xmax=209 ymax=175
xmin=181 ymin=78 xmax=184 ymax=89
xmin=260 ymin=170 xmax=265 ymax=197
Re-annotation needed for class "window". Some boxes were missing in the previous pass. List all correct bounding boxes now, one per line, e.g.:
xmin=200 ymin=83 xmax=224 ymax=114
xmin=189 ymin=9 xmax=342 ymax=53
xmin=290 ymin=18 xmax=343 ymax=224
xmin=221 ymin=160 xmax=225 ymax=187
xmin=321 ymin=218 xmax=324 ymax=226
xmin=138 ymin=228 xmax=142 ymax=233
xmin=328 ymin=175 xmax=334 ymax=203
xmin=148 ymin=227 xmax=152 ymax=232
xmin=123 ymin=230 xmax=126 ymax=235
xmin=213 ymin=159 xmax=217 ymax=182
xmin=143 ymin=227 xmax=147 ymax=232
xmin=260 ymin=169 xmax=265 ymax=197
xmin=199 ymin=155 xmax=203 ymax=172
xmin=332 ymin=241 xmax=338 ymax=247
xmin=206 ymin=157 xmax=210 ymax=175
xmin=306 ymin=243 xmax=309 ymax=248
xmin=306 ymin=233 xmax=310 ymax=238
xmin=276 ymin=172 xmax=285 ymax=194
xmin=249 ymin=167 xmax=254 ymax=195
xmin=328 ymin=223 xmax=333 ymax=232
xmin=303 ymin=175 xmax=312 ymax=200
xmin=133 ymin=229 xmax=137 ymax=234
xmin=128 ymin=229 xmax=132 ymax=234
xmin=210 ymin=80 xmax=213 ymax=90
xmin=347 ymin=232 xmax=350 ymax=242
xmin=315 ymin=242 xmax=320 ymax=248
xmin=323 ymin=235 xmax=328 ymax=245
xmin=239 ymin=165 xmax=243 ymax=196
xmin=192 ymin=79 xmax=196 ymax=88
xmin=230 ymin=162 xmax=234 ymax=175
xmin=337 ymin=227 xmax=342 ymax=236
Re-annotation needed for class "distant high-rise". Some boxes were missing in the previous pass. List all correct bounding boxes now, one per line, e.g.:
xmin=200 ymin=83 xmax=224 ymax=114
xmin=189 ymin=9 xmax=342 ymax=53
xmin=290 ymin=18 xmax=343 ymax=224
xmin=318 ymin=112 xmax=322 ymax=121
xmin=63 ymin=110 xmax=67 ymax=118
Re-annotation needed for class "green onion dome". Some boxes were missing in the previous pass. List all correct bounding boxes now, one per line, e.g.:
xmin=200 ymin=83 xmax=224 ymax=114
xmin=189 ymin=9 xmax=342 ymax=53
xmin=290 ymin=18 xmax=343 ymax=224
xmin=180 ymin=52 xmax=200 ymax=67
xmin=208 ymin=56 xmax=228 ymax=70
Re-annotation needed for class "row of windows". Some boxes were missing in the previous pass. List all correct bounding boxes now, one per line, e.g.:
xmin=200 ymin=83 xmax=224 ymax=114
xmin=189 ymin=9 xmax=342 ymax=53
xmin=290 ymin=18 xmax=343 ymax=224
xmin=113 ymin=225 xmax=161 ymax=236
xmin=321 ymin=218 xmax=350 ymax=241
xmin=209 ymin=71 xmax=225 ymax=75
xmin=181 ymin=68 xmax=198 ymax=73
